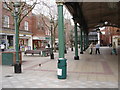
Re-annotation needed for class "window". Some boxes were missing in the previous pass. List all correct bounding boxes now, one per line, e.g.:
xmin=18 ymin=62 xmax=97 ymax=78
xmin=37 ymin=22 xmax=40 ymax=29
xmin=3 ymin=3 xmax=9 ymax=10
xmin=23 ymin=10 xmax=28 ymax=16
xmin=24 ymin=21 xmax=28 ymax=31
xmin=41 ymin=24 xmax=44 ymax=30
xmin=3 ymin=15 xmax=9 ymax=28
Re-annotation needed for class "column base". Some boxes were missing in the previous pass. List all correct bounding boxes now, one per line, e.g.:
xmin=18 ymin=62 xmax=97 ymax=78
xmin=50 ymin=53 xmax=54 ymax=59
xmin=74 ymin=56 xmax=79 ymax=60
xmin=80 ymin=52 xmax=83 ymax=54
xmin=64 ymin=49 xmax=67 ymax=54
xmin=14 ymin=63 xmax=22 ymax=73
xmin=71 ymin=48 xmax=73 ymax=51
xmin=57 ymin=58 xmax=67 ymax=79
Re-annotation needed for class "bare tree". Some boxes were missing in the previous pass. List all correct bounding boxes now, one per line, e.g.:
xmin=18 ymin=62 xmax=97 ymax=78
xmin=69 ymin=29 xmax=74 ymax=51
xmin=33 ymin=0 xmax=70 ymax=52
xmin=3 ymin=0 xmax=38 ymax=29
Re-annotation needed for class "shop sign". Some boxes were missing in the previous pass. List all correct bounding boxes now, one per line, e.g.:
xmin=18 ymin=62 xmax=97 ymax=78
xmin=33 ymin=36 xmax=46 ymax=40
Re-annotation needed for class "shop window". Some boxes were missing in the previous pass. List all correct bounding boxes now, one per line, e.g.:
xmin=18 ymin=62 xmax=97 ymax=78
xmin=24 ymin=21 xmax=29 ymax=31
xmin=3 ymin=15 xmax=9 ymax=28
xmin=7 ymin=36 xmax=14 ymax=49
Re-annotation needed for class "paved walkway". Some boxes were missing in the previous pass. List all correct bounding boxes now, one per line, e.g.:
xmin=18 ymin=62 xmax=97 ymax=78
xmin=1 ymin=47 xmax=118 ymax=88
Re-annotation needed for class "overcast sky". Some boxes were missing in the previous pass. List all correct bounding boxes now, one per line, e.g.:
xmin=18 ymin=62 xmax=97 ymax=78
xmin=32 ymin=0 xmax=74 ymax=24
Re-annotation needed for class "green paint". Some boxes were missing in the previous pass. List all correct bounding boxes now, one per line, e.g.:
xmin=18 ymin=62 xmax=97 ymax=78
xmin=80 ymin=29 xmax=83 ymax=53
xmin=57 ymin=3 xmax=67 ymax=79
xmin=86 ymin=33 xmax=89 ymax=48
xmin=58 ymin=4 xmax=65 ymax=58
xmin=83 ymin=31 xmax=86 ymax=50
xmin=15 ymin=13 xmax=19 ymax=62
xmin=2 ymin=53 xmax=13 ymax=65
xmin=58 ymin=58 xmax=67 ymax=79
xmin=74 ymin=23 xmax=78 ymax=57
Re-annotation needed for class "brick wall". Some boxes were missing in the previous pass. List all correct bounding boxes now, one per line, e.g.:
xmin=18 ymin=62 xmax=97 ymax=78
xmin=30 ymin=14 xmax=50 ymax=37
xmin=0 ymin=2 xmax=2 ymax=29
xmin=1 ymin=2 xmax=32 ymax=32
xmin=101 ymin=26 xmax=120 ymax=45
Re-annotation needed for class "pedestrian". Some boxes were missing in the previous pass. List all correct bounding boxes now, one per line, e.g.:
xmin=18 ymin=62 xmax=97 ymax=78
xmin=0 ymin=43 xmax=5 ymax=52
xmin=111 ymin=42 xmax=117 ymax=55
xmin=95 ymin=43 xmax=100 ymax=54
xmin=89 ymin=42 xmax=94 ymax=54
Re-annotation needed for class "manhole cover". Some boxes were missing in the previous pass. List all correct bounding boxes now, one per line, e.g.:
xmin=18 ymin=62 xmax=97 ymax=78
xmin=5 ymin=75 xmax=13 ymax=77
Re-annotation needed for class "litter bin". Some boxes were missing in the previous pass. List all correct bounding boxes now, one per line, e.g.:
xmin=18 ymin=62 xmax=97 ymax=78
xmin=57 ymin=58 xmax=67 ymax=79
xmin=41 ymin=51 xmax=47 ymax=57
xmin=2 ymin=52 xmax=13 ymax=65
xmin=2 ymin=51 xmax=22 ymax=65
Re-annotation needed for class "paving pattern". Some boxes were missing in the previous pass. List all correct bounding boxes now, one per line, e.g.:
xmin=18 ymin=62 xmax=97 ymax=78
xmin=1 ymin=47 xmax=118 ymax=88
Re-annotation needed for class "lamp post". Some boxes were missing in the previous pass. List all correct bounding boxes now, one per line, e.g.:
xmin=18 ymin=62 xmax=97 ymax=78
xmin=50 ymin=18 xmax=54 ymax=59
xmin=13 ymin=2 xmax=22 ymax=73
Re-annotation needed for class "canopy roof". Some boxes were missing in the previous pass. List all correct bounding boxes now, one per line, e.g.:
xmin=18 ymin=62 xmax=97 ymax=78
xmin=64 ymin=2 xmax=120 ymax=32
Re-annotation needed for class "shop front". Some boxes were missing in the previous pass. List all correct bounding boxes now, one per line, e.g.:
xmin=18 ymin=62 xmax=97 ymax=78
xmin=19 ymin=34 xmax=33 ymax=51
xmin=0 ymin=34 xmax=15 ymax=50
xmin=33 ymin=36 xmax=47 ymax=50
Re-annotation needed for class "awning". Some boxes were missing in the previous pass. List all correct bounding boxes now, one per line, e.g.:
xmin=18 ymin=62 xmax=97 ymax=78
xmin=33 ymin=36 xmax=46 ymax=40
xmin=19 ymin=36 xmax=30 ymax=39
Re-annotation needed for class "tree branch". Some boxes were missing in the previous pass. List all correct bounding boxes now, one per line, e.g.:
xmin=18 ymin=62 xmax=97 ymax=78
xmin=18 ymin=2 xmax=36 ymax=24
xmin=4 ymin=0 xmax=12 ymax=12
xmin=41 ymin=15 xmax=50 ymax=30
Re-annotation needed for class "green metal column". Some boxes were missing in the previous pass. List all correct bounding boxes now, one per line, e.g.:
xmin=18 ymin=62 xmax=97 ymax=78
xmin=57 ymin=2 xmax=67 ymax=79
xmin=83 ymin=31 xmax=86 ymax=51
xmin=80 ymin=28 xmax=83 ymax=54
xmin=74 ymin=22 xmax=79 ymax=60
xmin=15 ymin=13 xmax=19 ymax=63
xmin=86 ymin=33 xmax=89 ymax=49
xmin=13 ymin=3 xmax=22 ymax=73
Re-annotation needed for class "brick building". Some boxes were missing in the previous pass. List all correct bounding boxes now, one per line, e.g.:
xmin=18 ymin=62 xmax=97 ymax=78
xmin=0 ymin=2 xmax=51 ymax=51
xmin=31 ymin=14 xmax=50 ymax=49
xmin=0 ymin=2 xmax=33 ymax=51
xmin=100 ymin=26 xmax=120 ymax=47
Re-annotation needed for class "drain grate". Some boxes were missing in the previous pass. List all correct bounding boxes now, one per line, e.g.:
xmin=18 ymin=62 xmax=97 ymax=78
xmin=5 ymin=75 xmax=13 ymax=77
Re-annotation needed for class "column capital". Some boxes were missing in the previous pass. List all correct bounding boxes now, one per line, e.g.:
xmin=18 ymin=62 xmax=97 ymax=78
xmin=72 ymin=17 xmax=78 ymax=23
xmin=56 ymin=0 xmax=64 ymax=5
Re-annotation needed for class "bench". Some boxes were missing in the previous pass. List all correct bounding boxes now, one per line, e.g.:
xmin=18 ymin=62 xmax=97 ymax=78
xmin=24 ymin=48 xmax=51 ymax=56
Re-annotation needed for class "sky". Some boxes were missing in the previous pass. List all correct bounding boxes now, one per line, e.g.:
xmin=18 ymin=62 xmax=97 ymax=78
xmin=32 ymin=0 xmax=74 ymax=25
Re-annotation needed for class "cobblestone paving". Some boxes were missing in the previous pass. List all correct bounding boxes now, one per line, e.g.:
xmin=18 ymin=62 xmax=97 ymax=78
xmin=1 ymin=47 xmax=118 ymax=88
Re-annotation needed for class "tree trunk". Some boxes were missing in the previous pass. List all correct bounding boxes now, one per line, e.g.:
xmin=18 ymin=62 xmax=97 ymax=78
xmin=53 ymin=28 xmax=56 ymax=52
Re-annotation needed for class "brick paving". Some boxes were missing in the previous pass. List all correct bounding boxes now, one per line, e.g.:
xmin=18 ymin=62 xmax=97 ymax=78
xmin=1 ymin=47 xmax=118 ymax=88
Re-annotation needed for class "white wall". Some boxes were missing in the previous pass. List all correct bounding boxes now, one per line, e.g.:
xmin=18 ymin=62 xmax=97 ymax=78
xmin=28 ymin=35 xmax=33 ymax=50
xmin=113 ymin=35 xmax=120 ymax=47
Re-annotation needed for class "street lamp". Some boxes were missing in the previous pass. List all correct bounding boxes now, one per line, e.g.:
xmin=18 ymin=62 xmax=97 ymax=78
xmin=13 ymin=2 xmax=22 ymax=73
xmin=50 ymin=18 xmax=54 ymax=59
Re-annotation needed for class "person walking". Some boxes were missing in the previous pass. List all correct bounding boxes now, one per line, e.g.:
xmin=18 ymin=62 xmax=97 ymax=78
xmin=111 ymin=42 xmax=117 ymax=55
xmin=95 ymin=43 xmax=100 ymax=54
xmin=89 ymin=42 xmax=94 ymax=54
